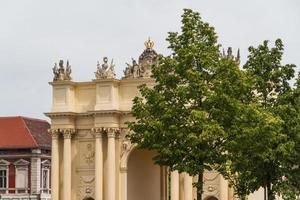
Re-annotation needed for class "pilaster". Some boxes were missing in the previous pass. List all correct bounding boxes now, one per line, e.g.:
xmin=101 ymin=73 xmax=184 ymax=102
xmin=105 ymin=128 xmax=120 ymax=200
xmin=49 ymin=129 xmax=60 ymax=200
xmin=30 ymin=149 xmax=41 ymax=194
xmin=91 ymin=128 xmax=105 ymax=200
xmin=62 ymin=128 xmax=76 ymax=200
xmin=171 ymin=170 xmax=179 ymax=200
xmin=184 ymin=173 xmax=193 ymax=200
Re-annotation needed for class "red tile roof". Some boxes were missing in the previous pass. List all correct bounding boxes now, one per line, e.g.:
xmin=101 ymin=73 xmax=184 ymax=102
xmin=0 ymin=116 xmax=51 ymax=149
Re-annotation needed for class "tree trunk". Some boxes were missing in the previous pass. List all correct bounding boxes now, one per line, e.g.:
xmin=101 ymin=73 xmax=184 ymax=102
xmin=196 ymin=169 xmax=204 ymax=200
xmin=264 ymin=186 xmax=267 ymax=200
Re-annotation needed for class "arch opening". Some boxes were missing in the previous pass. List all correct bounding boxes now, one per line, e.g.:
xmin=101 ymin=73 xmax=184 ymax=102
xmin=205 ymin=196 xmax=218 ymax=200
xmin=83 ymin=197 xmax=94 ymax=200
xmin=127 ymin=149 xmax=161 ymax=200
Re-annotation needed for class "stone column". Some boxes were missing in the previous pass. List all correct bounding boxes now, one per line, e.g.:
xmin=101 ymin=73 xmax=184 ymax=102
xmin=92 ymin=128 xmax=104 ymax=200
xmin=184 ymin=173 xmax=193 ymax=200
xmin=49 ymin=129 xmax=60 ymax=200
xmin=62 ymin=129 xmax=75 ymax=200
xmin=171 ymin=170 xmax=179 ymax=200
xmin=106 ymin=128 xmax=118 ymax=200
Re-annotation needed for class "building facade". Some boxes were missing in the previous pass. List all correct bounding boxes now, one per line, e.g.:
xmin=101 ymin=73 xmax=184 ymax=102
xmin=46 ymin=39 xmax=237 ymax=200
xmin=0 ymin=116 xmax=51 ymax=200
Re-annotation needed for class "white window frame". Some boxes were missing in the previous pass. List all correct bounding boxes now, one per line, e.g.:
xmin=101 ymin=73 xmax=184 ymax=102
xmin=41 ymin=168 xmax=50 ymax=191
xmin=14 ymin=159 xmax=30 ymax=194
xmin=0 ymin=159 xmax=10 ymax=194
xmin=41 ymin=160 xmax=51 ymax=193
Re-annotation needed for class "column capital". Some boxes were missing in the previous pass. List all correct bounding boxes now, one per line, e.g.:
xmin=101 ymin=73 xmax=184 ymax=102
xmin=61 ymin=128 xmax=76 ymax=139
xmin=105 ymin=128 xmax=120 ymax=138
xmin=48 ymin=129 xmax=60 ymax=139
xmin=91 ymin=127 xmax=105 ymax=138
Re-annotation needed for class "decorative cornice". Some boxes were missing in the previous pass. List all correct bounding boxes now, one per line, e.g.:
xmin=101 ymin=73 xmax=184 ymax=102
xmin=45 ymin=111 xmax=131 ymax=118
xmin=90 ymin=110 xmax=122 ymax=115
xmin=44 ymin=112 xmax=77 ymax=118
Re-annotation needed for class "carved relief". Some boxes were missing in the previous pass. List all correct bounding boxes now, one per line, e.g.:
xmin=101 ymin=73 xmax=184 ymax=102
xmin=84 ymin=143 xmax=95 ymax=166
xmin=52 ymin=60 xmax=72 ymax=81
xmin=77 ymin=176 xmax=95 ymax=200
xmin=203 ymin=171 xmax=220 ymax=199
xmin=120 ymin=129 xmax=136 ymax=171
xmin=78 ymin=141 xmax=95 ymax=168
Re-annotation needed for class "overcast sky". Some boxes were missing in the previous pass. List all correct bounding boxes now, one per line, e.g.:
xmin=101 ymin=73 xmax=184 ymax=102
xmin=0 ymin=0 xmax=299 ymax=120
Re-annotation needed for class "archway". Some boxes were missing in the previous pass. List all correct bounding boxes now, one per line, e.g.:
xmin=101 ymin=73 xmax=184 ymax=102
xmin=127 ymin=149 xmax=161 ymax=200
xmin=205 ymin=196 xmax=218 ymax=200
xmin=83 ymin=197 xmax=94 ymax=200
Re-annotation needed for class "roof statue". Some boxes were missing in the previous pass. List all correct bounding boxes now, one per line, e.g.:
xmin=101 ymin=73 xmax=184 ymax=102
xmin=95 ymin=57 xmax=116 ymax=79
xmin=123 ymin=38 xmax=158 ymax=79
xmin=52 ymin=60 xmax=72 ymax=81
xmin=222 ymin=47 xmax=240 ymax=65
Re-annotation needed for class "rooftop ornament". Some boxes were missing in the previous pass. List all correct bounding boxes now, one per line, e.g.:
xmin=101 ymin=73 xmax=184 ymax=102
xmin=123 ymin=38 xmax=158 ymax=79
xmin=52 ymin=60 xmax=72 ymax=81
xmin=95 ymin=57 xmax=116 ymax=79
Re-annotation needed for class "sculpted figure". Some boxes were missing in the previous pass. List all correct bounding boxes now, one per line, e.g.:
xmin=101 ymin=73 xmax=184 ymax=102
xmin=65 ymin=60 xmax=72 ymax=80
xmin=102 ymin=57 xmax=109 ymax=70
xmin=52 ymin=63 xmax=59 ymax=81
xmin=124 ymin=58 xmax=142 ymax=78
xmin=52 ymin=59 xmax=72 ymax=81
xmin=95 ymin=57 xmax=116 ymax=79
xmin=124 ymin=64 xmax=132 ymax=78
xmin=132 ymin=59 xmax=140 ymax=78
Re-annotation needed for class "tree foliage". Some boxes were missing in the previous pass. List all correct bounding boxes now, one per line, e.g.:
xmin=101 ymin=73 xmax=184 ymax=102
xmin=222 ymin=39 xmax=299 ymax=200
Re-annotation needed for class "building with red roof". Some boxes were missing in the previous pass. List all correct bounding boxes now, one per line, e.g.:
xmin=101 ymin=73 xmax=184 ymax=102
xmin=0 ymin=116 xmax=51 ymax=200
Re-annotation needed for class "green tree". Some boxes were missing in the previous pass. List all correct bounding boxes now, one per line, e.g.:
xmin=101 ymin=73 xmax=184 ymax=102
xmin=225 ymin=39 xmax=297 ymax=200
xmin=272 ymin=75 xmax=300 ymax=199
xmin=128 ymin=9 xmax=250 ymax=199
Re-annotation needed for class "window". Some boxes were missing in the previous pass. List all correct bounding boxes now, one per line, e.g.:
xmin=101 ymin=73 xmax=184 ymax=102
xmin=0 ymin=169 xmax=7 ymax=188
xmin=0 ymin=159 xmax=9 ymax=194
xmin=41 ymin=160 xmax=51 ymax=193
xmin=42 ymin=169 xmax=49 ymax=189
xmin=14 ymin=159 xmax=29 ymax=193
xmin=15 ymin=168 xmax=28 ymax=193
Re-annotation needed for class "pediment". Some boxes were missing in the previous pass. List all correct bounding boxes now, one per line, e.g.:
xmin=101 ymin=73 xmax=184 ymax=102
xmin=41 ymin=159 xmax=51 ymax=166
xmin=14 ymin=159 xmax=30 ymax=166
xmin=0 ymin=159 xmax=10 ymax=166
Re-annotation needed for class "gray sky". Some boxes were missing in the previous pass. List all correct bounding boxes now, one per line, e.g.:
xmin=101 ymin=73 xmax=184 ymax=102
xmin=0 ymin=0 xmax=299 ymax=120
